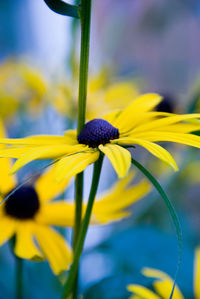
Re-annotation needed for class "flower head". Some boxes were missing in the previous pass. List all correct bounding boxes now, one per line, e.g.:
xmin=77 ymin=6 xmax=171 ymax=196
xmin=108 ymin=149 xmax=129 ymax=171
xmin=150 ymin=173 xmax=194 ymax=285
xmin=0 ymin=60 xmax=47 ymax=118
xmin=77 ymin=118 xmax=119 ymax=147
xmin=4 ymin=186 xmax=40 ymax=220
xmin=0 ymin=152 xmax=74 ymax=275
xmin=0 ymin=166 xmax=150 ymax=275
xmin=0 ymin=116 xmax=151 ymax=274
xmin=1 ymin=93 xmax=200 ymax=181
xmin=127 ymin=247 xmax=200 ymax=298
xmin=50 ymin=71 xmax=140 ymax=120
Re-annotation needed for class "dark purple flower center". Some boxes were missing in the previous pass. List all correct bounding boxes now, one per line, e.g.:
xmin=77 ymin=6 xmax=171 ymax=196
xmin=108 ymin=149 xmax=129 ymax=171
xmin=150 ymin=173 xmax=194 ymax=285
xmin=77 ymin=118 xmax=119 ymax=148
xmin=156 ymin=94 xmax=174 ymax=113
xmin=4 ymin=186 xmax=40 ymax=220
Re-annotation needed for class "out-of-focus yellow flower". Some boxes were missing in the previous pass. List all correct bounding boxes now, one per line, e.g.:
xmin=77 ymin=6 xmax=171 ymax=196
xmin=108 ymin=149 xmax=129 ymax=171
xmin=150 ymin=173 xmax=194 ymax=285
xmin=0 ymin=61 xmax=140 ymax=121
xmin=0 ymin=60 xmax=47 ymax=118
xmin=0 ymin=120 xmax=151 ymax=274
xmin=49 ymin=71 xmax=140 ymax=120
xmin=127 ymin=247 xmax=200 ymax=299
xmin=86 ymin=73 xmax=140 ymax=120
xmin=1 ymin=94 xmax=200 ymax=182
xmin=19 ymin=63 xmax=47 ymax=113
xmin=47 ymin=83 xmax=75 ymax=117
xmin=89 ymin=170 xmax=151 ymax=224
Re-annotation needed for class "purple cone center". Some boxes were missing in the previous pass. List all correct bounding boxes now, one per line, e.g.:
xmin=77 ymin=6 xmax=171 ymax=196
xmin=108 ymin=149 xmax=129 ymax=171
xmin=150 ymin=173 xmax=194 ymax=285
xmin=4 ymin=186 xmax=40 ymax=220
xmin=77 ymin=118 xmax=119 ymax=148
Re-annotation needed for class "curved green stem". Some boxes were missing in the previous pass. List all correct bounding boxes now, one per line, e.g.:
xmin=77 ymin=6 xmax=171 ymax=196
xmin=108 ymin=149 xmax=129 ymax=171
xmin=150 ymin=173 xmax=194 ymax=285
xmin=131 ymin=158 xmax=182 ymax=299
xmin=62 ymin=154 xmax=104 ymax=299
xmin=15 ymin=257 xmax=23 ymax=299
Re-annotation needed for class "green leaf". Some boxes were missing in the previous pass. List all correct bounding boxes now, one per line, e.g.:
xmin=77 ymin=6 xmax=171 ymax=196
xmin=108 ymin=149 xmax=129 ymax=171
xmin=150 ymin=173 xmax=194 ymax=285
xmin=43 ymin=0 xmax=80 ymax=18
xmin=131 ymin=158 xmax=182 ymax=299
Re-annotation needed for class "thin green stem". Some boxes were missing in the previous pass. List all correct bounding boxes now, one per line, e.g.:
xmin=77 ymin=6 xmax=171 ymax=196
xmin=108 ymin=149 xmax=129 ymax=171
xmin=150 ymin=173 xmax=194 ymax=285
xmin=15 ymin=257 xmax=23 ymax=299
xmin=72 ymin=172 xmax=83 ymax=299
xmin=77 ymin=0 xmax=92 ymax=134
xmin=73 ymin=173 xmax=84 ymax=249
xmin=62 ymin=154 xmax=104 ymax=299
xmin=69 ymin=4 xmax=79 ymax=82
xmin=72 ymin=1 xmax=92 ymax=297
xmin=131 ymin=158 xmax=182 ymax=299
xmin=73 ymin=0 xmax=92 ymax=248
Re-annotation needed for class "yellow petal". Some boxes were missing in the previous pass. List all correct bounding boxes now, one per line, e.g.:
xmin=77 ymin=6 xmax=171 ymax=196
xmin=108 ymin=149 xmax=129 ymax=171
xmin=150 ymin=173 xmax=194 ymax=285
xmin=92 ymin=173 xmax=151 ymax=224
xmin=94 ymin=180 xmax=150 ymax=213
xmin=132 ymin=113 xmax=200 ymax=134
xmin=63 ymin=130 xmax=78 ymax=144
xmin=194 ymin=247 xmax=200 ymax=299
xmin=0 ymin=147 xmax=33 ymax=158
xmin=142 ymin=268 xmax=184 ymax=299
xmin=0 ymin=157 xmax=17 ymax=194
xmin=135 ymin=131 xmax=200 ymax=149
xmin=88 ymin=71 xmax=105 ymax=92
xmin=10 ymin=144 xmax=82 ymax=174
xmin=37 ymin=202 xmax=75 ymax=227
xmin=127 ymin=284 xmax=160 ymax=299
xmin=102 ymin=110 xmax=121 ymax=123
xmin=142 ymin=267 xmax=171 ymax=279
xmin=34 ymin=225 xmax=72 ymax=275
xmin=99 ymin=144 xmax=131 ymax=178
xmin=129 ymin=296 xmax=144 ymax=299
xmin=116 ymin=137 xmax=178 ymax=171
xmin=113 ymin=93 xmax=162 ymax=132
xmin=95 ymin=170 xmax=136 ymax=203
xmin=14 ymin=222 xmax=43 ymax=261
xmin=0 ymin=118 xmax=7 ymax=140
xmin=55 ymin=150 xmax=99 ymax=182
xmin=0 ymin=217 xmax=15 ymax=245
xmin=104 ymin=82 xmax=139 ymax=104
xmin=34 ymin=165 xmax=71 ymax=202
xmin=153 ymin=123 xmax=200 ymax=133
xmin=0 ymin=120 xmax=17 ymax=193
xmin=91 ymin=211 xmax=131 ymax=224
xmin=0 ymin=135 xmax=70 ymax=145
xmin=118 ymin=111 xmax=172 ymax=137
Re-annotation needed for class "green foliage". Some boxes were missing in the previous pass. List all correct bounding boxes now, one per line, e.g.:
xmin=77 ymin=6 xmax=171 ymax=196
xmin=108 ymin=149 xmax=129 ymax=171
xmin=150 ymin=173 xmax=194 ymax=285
xmin=43 ymin=0 xmax=80 ymax=18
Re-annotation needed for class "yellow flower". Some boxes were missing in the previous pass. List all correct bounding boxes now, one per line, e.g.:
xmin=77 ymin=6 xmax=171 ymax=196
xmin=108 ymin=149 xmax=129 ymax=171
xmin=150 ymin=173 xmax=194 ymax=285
xmin=0 ymin=60 xmax=47 ymax=118
xmin=0 ymin=119 xmax=151 ymax=274
xmin=86 ymin=74 xmax=140 ymax=119
xmin=89 ymin=170 xmax=151 ymax=224
xmin=0 ymin=165 xmax=73 ymax=275
xmin=1 ymin=93 xmax=200 ymax=181
xmin=49 ymin=71 xmax=140 ymax=120
xmin=127 ymin=247 xmax=200 ymax=298
xmin=0 ymin=165 xmax=150 ymax=274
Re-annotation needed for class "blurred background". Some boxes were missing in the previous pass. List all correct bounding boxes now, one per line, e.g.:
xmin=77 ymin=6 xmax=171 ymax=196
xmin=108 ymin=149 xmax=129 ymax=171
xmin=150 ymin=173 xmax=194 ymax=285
xmin=0 ymin=0 xmax=200 ymax=298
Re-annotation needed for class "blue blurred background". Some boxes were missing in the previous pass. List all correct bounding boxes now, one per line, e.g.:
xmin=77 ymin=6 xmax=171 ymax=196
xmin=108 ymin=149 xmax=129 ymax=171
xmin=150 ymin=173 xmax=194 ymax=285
xmin=1 ymin=1 xmax=200 ymax=298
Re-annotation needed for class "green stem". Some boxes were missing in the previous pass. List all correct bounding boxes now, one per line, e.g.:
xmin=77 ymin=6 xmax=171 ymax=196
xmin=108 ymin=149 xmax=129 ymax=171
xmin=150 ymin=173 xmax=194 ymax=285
xmin=69 ymin=5 xmax=79 ymax=82
xmin=72 ymin=1 xmax=92 ymax=297
xmin=15 ymin=257 xmax=23 ymax=299
xmin=72 ymin=172 xmax=83 ymax=299
xmin=73 ymin=0 xmax=92 ymax=247
xmin=131 ymin=158 xmax=182 ymax=299
xmin=77 ymin=0 xmax=92 ymax=134
xmin=62 ymin=154 xmax=104 ymax=299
